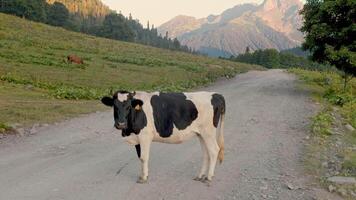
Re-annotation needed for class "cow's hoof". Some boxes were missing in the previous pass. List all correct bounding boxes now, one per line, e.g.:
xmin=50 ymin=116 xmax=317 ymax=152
xmin=193 ymin=175 xmax=206 ymax=181
xmin=136 ymin=177 xmax=148 ymax=184
xmin=202 ymin=178 xmax=212 ymax=186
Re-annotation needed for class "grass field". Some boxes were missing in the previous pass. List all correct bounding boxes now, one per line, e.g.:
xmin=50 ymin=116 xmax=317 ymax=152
xmin=0 ymin=13 xmax=261 ymax=131
xmin=290 ymin=68 xmax=355 ymax=198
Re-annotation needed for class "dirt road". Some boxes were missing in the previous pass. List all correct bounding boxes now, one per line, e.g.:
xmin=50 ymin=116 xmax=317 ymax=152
xmin=0 ymin=70 xmax=333 ymax=199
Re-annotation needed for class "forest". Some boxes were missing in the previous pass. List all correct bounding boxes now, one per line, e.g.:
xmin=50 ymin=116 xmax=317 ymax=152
xmin=0 ymin=0 xmax=193 ymax=53
xmin=228 ymin=48 xmax=331 ymax=71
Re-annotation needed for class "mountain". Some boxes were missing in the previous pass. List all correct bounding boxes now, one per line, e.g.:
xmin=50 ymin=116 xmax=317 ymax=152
xmin=158 ymin=0 xmax=304 ymax=57
xmin=46 ymin=0 xmax=112 ymax=18
xmin=157 ymin=15 xmax=206 ymax=38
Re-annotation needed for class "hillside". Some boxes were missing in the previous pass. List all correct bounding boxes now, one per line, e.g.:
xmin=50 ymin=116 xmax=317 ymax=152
xmin=158 ymin=0 xmax=304 ymax=57
xmin=0 ymin=13 xmax=261 ymax=128
xmin=46 ymin=0 xmax=112 ymax=18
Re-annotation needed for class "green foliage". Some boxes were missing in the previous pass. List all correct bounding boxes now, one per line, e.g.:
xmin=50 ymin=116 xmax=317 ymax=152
xmin=229 ymin=48 xmax=329 ymax=70
xmin=0 ymin=122 xmax=11 ymax=133
xmin=46 ymin=2 xmax=69 ymax=27
xmin=301 ymin=0 xmax=356 ymax=76
xmin=311 ymin=109 xmax=333 ymax=136
xmin=0 ymin=0 xmax=193 ymax=53
xmin=0 ymin=0 xmax=47 ymax=22
xmin=290 ymin=68 xmax=356 ymax=128
xmin=98 ymin=13 xmax=134 ymax=42
xmin=0 ymin=73 xmax=107 ymax=100
xmin=323 ymin=88 xmax=353 ymax=106
xmin=281 ymin=47 xmax=310 ymax=58
xmin=293 ymin=68 xmax=356 ymax=193
xmin=51 ymin=86 xmax=106 ymax=100
xmin=0 ymin=13 xmax=262 ymax=127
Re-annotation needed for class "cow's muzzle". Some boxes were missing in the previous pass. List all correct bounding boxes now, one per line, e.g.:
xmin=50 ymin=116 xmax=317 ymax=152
xmin=115 ymin=123 xmax=126 ymax=130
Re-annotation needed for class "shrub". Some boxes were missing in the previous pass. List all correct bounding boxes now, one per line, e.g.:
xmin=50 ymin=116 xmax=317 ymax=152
xmin=0 ymin=123 xmax=11 ymax=133
xmin=311 ymin=110 xmax=333 ymax=136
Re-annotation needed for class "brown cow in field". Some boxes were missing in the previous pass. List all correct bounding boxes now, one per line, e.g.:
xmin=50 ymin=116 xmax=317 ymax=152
xmin=67 ymin=55 xmax=84 ymax=64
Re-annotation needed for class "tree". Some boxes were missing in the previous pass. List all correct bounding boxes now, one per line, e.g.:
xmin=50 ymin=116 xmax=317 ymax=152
xmin=301 ymin=0 xmax=355 ymax=88
xmin=26 ymin=0 xmax=47 ymax=21
xmin=99 ymin=13 xmax=134 ymax=41
xmin=0 ymin=0 xmax=47 ymax=21
xmin=263 ymin=49 xmax=280 ymax=68
xmin=47 ymin=2 xmax=69 ymax=27
xmin=0 ymin=2 xmax=192 ymax=53
xmin=245 ymin=46 xmax=250 ymax=54
xmin=173 ymin=38 xmax=180 ymax=49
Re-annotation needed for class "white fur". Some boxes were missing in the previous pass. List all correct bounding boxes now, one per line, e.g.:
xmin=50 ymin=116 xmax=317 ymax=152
xmin=117 ymin=94 xmax=127 ymax=102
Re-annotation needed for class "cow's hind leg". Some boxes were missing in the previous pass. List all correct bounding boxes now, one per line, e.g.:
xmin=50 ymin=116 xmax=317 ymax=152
xmin=201 ymin=133 xmax=220 ymax=183
xmin=194 ymin=135 xmax=209 ymax=181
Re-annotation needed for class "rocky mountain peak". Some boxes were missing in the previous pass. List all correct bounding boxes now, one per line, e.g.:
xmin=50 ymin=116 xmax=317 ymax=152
xmin=158 ymin=15 xmax=205 ymax=38
xmin=261 ymin=0 xmax=303 ymax=12
xmin=158 ymin=0 xmax=304 ymax=57
xmin=261 ymin=0 xmax=282 ymax=11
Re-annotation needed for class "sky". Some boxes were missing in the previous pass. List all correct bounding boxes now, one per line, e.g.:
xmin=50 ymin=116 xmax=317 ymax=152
xmin=101 ymin=0 xmax=266 ymax=27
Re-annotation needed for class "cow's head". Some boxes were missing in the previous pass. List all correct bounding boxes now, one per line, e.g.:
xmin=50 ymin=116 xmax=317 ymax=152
xmin=101 ymin=91 xmax=144 ymax=131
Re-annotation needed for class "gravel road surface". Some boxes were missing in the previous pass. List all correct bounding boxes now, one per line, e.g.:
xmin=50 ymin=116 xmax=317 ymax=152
xmin=0 ymin=70 xmax=339 ymax=200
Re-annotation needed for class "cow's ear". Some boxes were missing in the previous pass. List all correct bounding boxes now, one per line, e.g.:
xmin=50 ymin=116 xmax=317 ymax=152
xmin=101 ymin=96 xmax=114 ymax=107
xmin=132 ymin=99 xmax=143 ymax=110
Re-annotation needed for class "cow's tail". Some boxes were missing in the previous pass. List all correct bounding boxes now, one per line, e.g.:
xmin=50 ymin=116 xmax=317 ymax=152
xmin=217 ymin=112 xmax=225 ymax=164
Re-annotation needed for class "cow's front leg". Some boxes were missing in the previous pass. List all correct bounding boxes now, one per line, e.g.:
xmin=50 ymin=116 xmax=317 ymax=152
xmin=137 ymin=136 xmax=152 ymax=184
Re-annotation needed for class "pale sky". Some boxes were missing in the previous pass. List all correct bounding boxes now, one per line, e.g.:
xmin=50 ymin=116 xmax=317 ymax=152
xmin=102 ymin=0 xmax=266 ymax=26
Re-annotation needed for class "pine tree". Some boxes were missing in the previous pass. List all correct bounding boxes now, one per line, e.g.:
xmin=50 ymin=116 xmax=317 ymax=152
xmin=245 ymin=46 xmax=250 ymax=54
xmin=47 ymin=2 xmax=69 ymax=27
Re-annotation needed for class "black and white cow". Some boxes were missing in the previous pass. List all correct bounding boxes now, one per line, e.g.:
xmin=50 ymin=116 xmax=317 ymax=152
xmin=101 ymin=91 xmax=225 ymax=184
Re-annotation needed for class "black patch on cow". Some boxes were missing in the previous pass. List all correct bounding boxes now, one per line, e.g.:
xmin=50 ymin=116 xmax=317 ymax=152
xmin=211 ymin=93 xmax=226 ymax=128
xmin=135 ymin=144 xmax=141 ymax=158
xmin=131 ymin=99 xmax=144 ymax=108
xmin=121 ymin=99 xmax=147 ymax=137
xmin=150 ymin=92 xmax=198 ymax=138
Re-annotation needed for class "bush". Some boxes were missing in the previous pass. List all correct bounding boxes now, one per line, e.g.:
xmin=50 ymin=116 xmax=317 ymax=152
xmin=323 ymin=88 xmax=353 ymax=106
xmin=0 ymin=123 xmax=11 ymax=133
xmin=311 ymin=110 xmax=333 ymax=136
xmin=290 ymin=68 xmax=355 ymax=129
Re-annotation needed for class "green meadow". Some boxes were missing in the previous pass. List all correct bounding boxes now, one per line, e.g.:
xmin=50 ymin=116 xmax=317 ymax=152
xmin=0 ymin=13 xmax=261 ymax=130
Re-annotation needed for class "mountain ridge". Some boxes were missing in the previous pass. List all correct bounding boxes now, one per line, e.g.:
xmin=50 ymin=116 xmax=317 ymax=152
xmin=158 ymin=0 xmax=304 ymax=57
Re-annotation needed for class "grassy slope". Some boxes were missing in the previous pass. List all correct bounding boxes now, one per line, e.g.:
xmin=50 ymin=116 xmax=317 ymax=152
xmin=0 ymin=13 xmax=261 ymax=129
xmin=290 ymin=69 xmax=355 ymax=199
